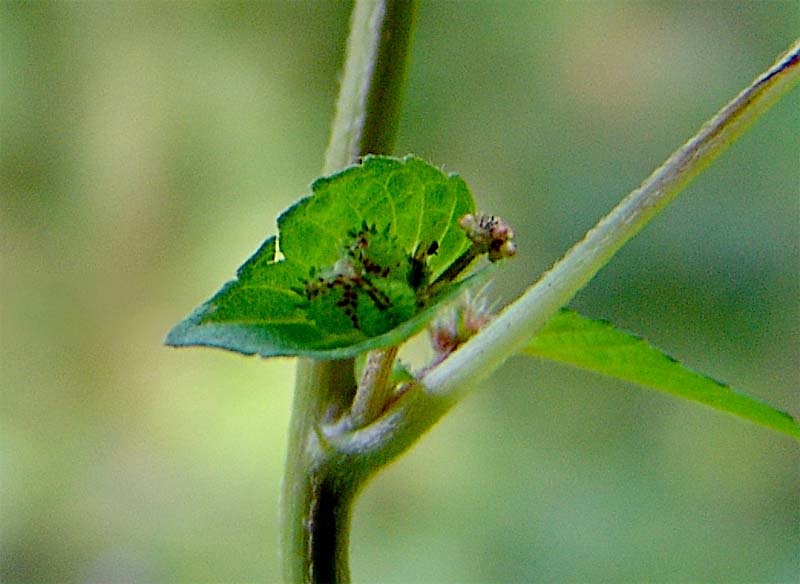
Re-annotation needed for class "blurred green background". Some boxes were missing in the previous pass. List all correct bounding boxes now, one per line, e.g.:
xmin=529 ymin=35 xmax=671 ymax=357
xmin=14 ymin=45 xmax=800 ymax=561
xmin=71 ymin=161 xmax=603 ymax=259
xmin=2 ymin=2 xmax=798 ymax=582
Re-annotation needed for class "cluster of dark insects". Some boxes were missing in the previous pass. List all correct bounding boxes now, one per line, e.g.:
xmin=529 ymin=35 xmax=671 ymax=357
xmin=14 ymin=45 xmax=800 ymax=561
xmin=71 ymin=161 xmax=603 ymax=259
xmin=408 ymin=240 xmax=439 ymax=290
xmin=302 ymin=222 xmax=438 ymax=331
xmin=301 ymin=213 xmax=515 ymax=333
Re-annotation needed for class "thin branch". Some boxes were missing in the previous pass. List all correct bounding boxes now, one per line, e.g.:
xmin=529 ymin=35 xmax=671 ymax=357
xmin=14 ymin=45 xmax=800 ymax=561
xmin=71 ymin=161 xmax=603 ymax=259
xmin=423 ymin=38 xmax=800 ymax=399
xmin=329 ymin=38 xmax=800 ymax=469
xmin=351 ymin=345 xmax=400 ymax=428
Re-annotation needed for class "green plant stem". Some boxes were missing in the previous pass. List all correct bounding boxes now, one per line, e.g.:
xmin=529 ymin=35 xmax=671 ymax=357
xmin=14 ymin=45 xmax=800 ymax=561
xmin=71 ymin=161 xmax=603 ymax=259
xmin=323 ymin=0 xmax=416 ymax=174
xmin=423 ymin=38 xmax=800 ymax=400
xmin=282 ymin=359 xmax=357 ymax=583
xmin=281 ymin=1 xmax=416 ymax=582
xmin=327 ymin=38 xmax=800 ymax=470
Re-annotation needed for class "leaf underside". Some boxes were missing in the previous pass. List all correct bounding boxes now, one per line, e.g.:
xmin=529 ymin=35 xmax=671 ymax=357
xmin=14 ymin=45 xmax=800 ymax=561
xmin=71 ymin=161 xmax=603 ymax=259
xmin=524 ymin=310 xmax=800 ymax=439
xmin=166 ymin=155 xmax=477 ymax=358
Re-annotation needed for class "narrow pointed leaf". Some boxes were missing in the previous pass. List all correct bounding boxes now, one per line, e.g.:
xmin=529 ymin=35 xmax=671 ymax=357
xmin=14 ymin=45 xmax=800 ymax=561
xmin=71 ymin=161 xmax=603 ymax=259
xmin=523 ymin=310 xmax=800 ymax=439
xmin=166 ymin=155 xmax=478 ymax=358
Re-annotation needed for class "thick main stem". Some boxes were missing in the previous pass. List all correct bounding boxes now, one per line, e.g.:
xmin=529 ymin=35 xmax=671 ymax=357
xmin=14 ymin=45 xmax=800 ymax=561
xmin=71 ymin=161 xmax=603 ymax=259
xmin=281 ymin=1 xmax=416 ymax=582
xmin=282 ymin=360 xmax=357 ymax=583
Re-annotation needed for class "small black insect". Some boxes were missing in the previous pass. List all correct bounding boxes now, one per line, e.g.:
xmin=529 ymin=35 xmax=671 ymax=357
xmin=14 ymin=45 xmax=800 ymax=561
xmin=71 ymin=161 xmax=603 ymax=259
xmin=302 ymin=221 xmax=442 ymax=331
xmin=302 ymin=223 xmax=399 ymax=330
xmin=407 ymin=240 xmax=438 ymax=291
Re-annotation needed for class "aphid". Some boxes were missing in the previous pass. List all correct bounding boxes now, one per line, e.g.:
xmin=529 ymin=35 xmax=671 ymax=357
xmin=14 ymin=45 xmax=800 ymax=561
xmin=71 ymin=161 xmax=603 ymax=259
xmin=407 ymin=240 xmax=439 ymax=291
xmin=302 ymin=221 xmax=440 ymax=332
xmin=302 ymin=223 xmax=397 ymax=330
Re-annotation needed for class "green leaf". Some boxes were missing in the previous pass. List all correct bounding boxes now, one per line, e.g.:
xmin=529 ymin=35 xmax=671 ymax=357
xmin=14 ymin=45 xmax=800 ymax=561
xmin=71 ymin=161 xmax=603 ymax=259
xmin=522 ymin=310 xmax=800 ymax=439
xmin=166 ymin=155 xmax=477 ymax=359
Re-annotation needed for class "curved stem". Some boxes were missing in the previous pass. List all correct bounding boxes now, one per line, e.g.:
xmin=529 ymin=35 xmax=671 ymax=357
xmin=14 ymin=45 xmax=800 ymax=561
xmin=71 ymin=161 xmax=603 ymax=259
xmin=282 ymin=1 xmax=416 ymax=582
xmin=331 ymin=37 xmax=800 ymax=474
xmin=423 ymin=37 xmax=800 ymax=401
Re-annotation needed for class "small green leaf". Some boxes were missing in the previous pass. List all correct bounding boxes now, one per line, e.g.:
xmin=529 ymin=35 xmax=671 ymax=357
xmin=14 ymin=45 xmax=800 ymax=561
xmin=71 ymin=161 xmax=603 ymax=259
xmin=166 ymin=155 xmax=478 ymax=358
xmin=523 ymin=310 xmax=800 ymax=439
